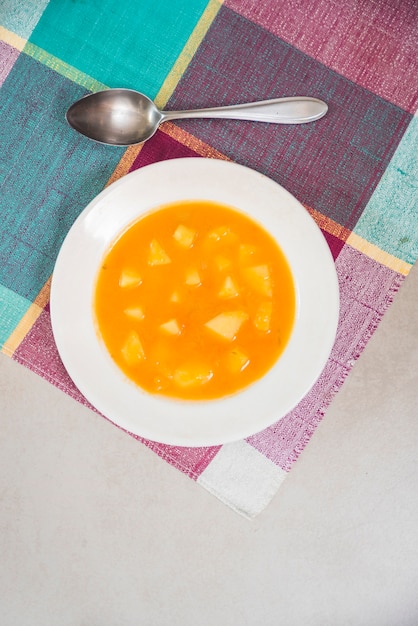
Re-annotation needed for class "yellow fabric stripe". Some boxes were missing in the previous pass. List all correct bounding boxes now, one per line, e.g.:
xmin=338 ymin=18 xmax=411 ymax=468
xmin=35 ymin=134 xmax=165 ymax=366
xmin=0 ymin=28 xmax=105 ymax=91
xmin=304 ymin=208 xmax=411 ymax=274
xmin=105 ymin=145 xmax=144 ymax=187
xmin=0 ymin=25 xmax=26 ymax=51
xmin=2 ymin=277 xmax=51 ymax=356
xmin=1 ymin=302 xmax=43 ymax=356
xmin=23 ymin=41 xmax=108 ymax=91
xmin=347 ymin=232 xmax=412 ymax=275
xmin=155 ymin=0 xmax=223 ymax=108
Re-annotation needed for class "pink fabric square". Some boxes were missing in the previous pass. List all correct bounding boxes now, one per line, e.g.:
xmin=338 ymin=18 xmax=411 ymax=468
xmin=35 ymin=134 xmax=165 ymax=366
xmin=225 ymin=0 xmax=418 ymax=112
xmin=0 ymin=41 xmax=20 ymax=86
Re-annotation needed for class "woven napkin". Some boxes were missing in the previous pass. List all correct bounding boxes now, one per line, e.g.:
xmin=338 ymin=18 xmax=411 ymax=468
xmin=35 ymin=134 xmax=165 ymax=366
xmin=0 ymin=0 xmax=417 ymax=518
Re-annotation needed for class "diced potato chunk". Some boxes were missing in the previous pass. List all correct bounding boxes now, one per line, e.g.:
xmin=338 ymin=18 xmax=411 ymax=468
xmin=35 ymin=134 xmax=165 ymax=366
xmin=204 ymin=311 xmax=249 ymax=341
xmin=207 ymin=225 xmax=231 ymax=241
xmin=159 ymin=318 xmax=181 ymax=336
xmin=185 ymin=267 xmax=201 ymax=286
xmin=119 ymin=269 xmax=142 ymax=288
xmin=169 ymin=291 xmax=181 ymax=303
xmin=225 ymin=347 xmax=250 ymax=374
xmin=239 ymin=244 xmax=257 ymax=263
xmin=218 ymin=275 xmax=239 ymax=299
xmin=243 ymin=265 xmax=273 ymax=297
xmin=123 ymin=306 xmax=144 ymax=320
xmin=147 ymin=239 xmax=171 ymax=265
xmin=206 ymin=226 xmax=237 ymax=244
xmin=253 ymin=301 xmax=272 ymax=332
xmin=121 ymin=331 xmax=145 ymax=365
xmin=214 ymin=254 xmax=232 ymax=271
xmin=173 ymin=224 xmax=196 ymax=248
xmin=173 ymin=362 xmax=213 ymax=388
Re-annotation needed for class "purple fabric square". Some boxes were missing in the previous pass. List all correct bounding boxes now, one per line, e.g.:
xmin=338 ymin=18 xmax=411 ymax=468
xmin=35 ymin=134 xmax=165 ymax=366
xmin=166 ymin=7 xmax=411 ymax=231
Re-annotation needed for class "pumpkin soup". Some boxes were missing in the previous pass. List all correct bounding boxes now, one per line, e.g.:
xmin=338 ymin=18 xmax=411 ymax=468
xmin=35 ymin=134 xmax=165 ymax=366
xmin=94 ymin=200 xmax=295 ymax=400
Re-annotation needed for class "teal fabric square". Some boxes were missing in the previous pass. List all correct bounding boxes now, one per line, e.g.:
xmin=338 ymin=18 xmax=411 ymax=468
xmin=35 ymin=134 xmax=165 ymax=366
xmin=29 ymin=0 xmax=210 ymax=98
xmin=0 ymin=284 xmax=31 ymax=348
xmin=354 ymin=116 xmax=418 ymax=264
xmin=0 ymin=53 xmax=125 ymax=301
xmin=0 ymin=0 xmax=50 ymax=39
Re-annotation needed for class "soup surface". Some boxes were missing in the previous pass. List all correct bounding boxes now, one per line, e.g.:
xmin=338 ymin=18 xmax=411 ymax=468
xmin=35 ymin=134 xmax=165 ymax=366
xmin=94 ymin=200 xmax=295 ymax=400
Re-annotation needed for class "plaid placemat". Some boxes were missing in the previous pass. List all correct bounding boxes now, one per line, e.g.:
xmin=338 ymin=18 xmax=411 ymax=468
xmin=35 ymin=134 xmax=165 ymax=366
xmin=1 ymin=0 xmax=417 ymax=518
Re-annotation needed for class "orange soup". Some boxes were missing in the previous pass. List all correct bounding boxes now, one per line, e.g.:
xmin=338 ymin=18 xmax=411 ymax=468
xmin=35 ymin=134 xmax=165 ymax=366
xmin=94 ymin=200 xmax=295 ymax=400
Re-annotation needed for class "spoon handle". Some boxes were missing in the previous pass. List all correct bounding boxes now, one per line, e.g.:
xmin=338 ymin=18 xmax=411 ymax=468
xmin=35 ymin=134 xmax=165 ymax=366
xmin=160 ymin=97 xmax=327 ymax=125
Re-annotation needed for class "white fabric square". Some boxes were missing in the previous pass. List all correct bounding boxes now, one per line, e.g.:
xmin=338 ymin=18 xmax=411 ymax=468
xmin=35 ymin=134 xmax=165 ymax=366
xmin=197 ymin=440 xmax=287 ymax=519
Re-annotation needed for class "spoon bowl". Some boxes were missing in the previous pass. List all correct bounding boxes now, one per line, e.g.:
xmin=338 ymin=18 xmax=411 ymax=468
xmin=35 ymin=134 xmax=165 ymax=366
xmin=66 ymin=88 xmax=328 ymax=146
xmin=67 ymin=89 xmax=162 ymax=145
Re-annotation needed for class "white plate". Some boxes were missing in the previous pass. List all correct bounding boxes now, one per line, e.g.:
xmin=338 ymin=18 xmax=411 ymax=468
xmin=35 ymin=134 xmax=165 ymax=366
xmin=50 ymin=158 xmax=339 ymax=447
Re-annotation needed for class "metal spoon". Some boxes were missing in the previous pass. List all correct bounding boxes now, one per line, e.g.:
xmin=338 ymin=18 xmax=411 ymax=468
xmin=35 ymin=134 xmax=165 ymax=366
xmin=66 ymin=88 xmax=328 ymax=146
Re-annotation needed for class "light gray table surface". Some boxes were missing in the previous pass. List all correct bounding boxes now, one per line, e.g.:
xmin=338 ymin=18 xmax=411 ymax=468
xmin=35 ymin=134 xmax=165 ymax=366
xmin=1 ymin=264 xmax=417 ymax=626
